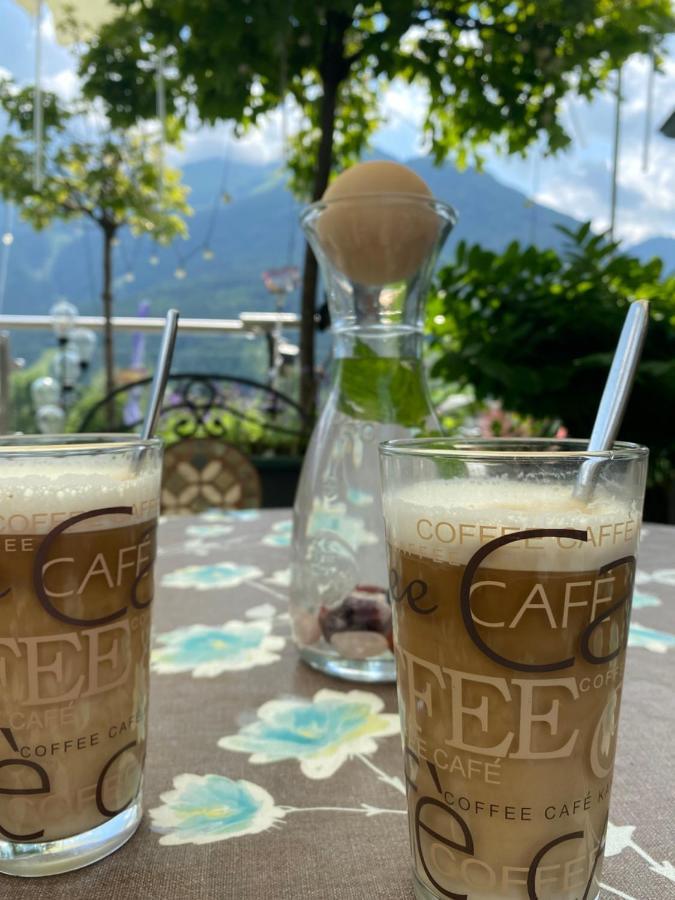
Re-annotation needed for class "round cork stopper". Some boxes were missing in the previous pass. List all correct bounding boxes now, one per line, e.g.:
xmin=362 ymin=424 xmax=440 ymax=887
xmin=317 ymin=161 xmax=439 ymax=285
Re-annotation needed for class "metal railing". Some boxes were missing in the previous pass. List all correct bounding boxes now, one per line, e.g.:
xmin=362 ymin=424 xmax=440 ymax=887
xmin=0 ymin=312 xmax=302 ymax=433
xmin=0 ymin=312 xmax=301 ymax=335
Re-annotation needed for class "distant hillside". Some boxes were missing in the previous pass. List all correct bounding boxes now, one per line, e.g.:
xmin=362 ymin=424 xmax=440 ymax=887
xmin=0 ymin=149 xmax=649 ymax=374
xmin=628 ymin=236 xmax=675 ymax=274
xmin=1 ymin=151 xmax=581 ymax=313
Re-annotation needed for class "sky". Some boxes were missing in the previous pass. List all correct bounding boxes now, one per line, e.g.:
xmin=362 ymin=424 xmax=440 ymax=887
xmin=1 ymin=0 xmax=675 ymax=247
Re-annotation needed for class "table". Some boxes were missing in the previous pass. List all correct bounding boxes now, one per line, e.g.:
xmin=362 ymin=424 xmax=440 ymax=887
xmin=5 ymin=510 xmax=674 ymax=899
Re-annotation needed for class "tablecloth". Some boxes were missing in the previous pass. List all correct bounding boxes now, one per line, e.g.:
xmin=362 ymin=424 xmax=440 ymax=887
xmin=5 ymin=509 xmax=674 ymax=900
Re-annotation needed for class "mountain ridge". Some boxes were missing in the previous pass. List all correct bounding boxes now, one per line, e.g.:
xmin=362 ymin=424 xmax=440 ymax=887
xmin=1 ymin=152 xmax=672 ymax=371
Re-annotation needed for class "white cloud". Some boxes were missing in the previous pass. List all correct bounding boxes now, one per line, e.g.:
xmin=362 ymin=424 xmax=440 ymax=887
xmin=43 ymin=67 xmax=80 ymax=100
xmin=171 ymin=107 xmax=290 ymax=166
xmin=39 ymin=11 xmax=56 ymax=42
xmin=374 ymin=78 xmax=429 ymax=158
xmin=489 ymin=42 xmax=675 ymax=247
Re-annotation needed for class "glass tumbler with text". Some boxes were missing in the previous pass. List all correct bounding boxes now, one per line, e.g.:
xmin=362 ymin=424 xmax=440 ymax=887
xmin=0 ymin=435 xmax=162 ymax=876
xmin=380 ymin=438 xmax=648 ymax=900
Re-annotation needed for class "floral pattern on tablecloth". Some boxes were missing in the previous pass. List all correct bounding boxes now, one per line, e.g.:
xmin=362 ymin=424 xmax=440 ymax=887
xmin=152 ymin=620 xmax=285 ymax=676
xmin=150 ymin=774 xmax=287 ymax=845
xmin=161 ymin=562 xmax=263 ymax=591
xmin=218 ymin=690 xmax=400 ymax=779
xmin=142 ymin=510 xmax=675 ymax=900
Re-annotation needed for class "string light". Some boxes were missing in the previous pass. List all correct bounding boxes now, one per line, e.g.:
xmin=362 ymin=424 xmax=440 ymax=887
xmin=149 ymin=254 xmax=160 ymax=266
xmin=1 ymin=233 xmax=13 ymax=246
xmin=202 ymin=247 xmax=214 ymax=261
xmin=124 ymin=271 xmax=136 ymax=283
xmin=174 ymin=266 xmax=187 ymax=280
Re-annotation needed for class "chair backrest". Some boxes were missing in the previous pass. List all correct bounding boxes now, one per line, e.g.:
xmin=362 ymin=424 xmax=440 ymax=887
xmin=161 ymin=436 xmax=263 ymax=513
xmin=77 ymin=373 xmax=308 ymax=513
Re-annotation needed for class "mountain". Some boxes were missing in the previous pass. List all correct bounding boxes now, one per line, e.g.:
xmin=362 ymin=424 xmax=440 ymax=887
xmin=0 ymin=152 xmax=587 ymax=373
xmin=628 ymin=236 xmax=675 ymax=274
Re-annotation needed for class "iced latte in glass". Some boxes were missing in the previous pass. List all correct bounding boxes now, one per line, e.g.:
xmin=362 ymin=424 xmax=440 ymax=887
xmin=380 ymin=439 xmax=648 ymax=900
xmin=0 ymin=436 xmax=161 ymax=876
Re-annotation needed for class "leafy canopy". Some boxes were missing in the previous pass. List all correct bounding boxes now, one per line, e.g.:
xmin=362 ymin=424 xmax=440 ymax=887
xmin=79 ymin=1 xmax=675 ymax=194
xmin=428 ymin=224 xmax=675 ymax=486
xmin=0 ymin=76 xmax=190 ymax=238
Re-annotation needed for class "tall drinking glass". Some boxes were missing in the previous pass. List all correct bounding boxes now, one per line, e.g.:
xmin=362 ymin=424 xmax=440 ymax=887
xmin=0 ymin=435 xmax=162 ymax=876
xmin=380 ymin=438 xmax=648 ymax=900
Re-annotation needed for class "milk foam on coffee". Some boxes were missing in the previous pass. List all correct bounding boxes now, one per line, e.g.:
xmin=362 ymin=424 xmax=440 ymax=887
xmin=384 ymin=477 xmax=640 ymax=900
xmin=0 ymin=456 xmax=160 ymax=534
xmin=385 ymin=477 xmax=640 ymax=570
xmin=0 ymin=452 xmax=161 ymax=844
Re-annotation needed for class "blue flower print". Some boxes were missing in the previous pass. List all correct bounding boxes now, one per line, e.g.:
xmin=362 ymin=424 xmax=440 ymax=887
xmin=307 ymin=500 xmax=377 ymax=551
xmin=152 ymin=620 xmax=285 ymax=677
xmin=162 ymin=562 xmax=262 ymax=591
xmin=150 ymin=773 xmax=286 ymax=845
xmin=650 ymin=568 xmax=675 ymax=586
xmin=629 ymin=621 xmax=675 ymax=654
xmin=200 ymin=508 xmax=260 ymax=523
xmin=261 ymin=520 xmax=292 ymax=547
xmin=347 ymin=488 xmax=374 ymax=508
xmin=632 ymin=590 xmax=662 ymax=610
xmin=218 ymin=689 xmax=399 ymax=779
xmin=185 ymin=524 xmax=235 ymax=538
xmin=265 ymin=568 xmax=290 ymax=588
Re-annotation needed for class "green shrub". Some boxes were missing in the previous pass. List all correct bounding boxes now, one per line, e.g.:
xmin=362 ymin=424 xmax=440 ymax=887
xmin=9 ymin=352 xmax=54 ymax=433
xmin=428 ymin=223 xmax=675 ymax=488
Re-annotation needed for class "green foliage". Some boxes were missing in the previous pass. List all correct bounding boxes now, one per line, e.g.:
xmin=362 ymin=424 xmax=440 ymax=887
xmin=0 ymin=75 xmax=191 ymax=394
xmin=74 ymin=401 xmax=301 ymax=456
xmin=336 ymin=341 xmax=432 ymax=426
xmin=71 ymin=378 xmax=304 ymax=456
xmin=63 ymin=373 xmax=128 ymax=433
xmin=10 ymin=363 xmax=129 ymax=436
xmin=9 ymin=354 xmax=53 ymax=434
xmin=0 ymin=76 xmax=190 ymax=240
xmin=156 ymin=409 xmax=301 ymax=457
xmin=79 ymin=1 xmax=675 ymax=194
xmin=428 ymin=224 xmax=675 ymax=486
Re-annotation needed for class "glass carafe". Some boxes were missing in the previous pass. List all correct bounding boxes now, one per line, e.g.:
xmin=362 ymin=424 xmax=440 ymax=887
xmin=290 ymin=194 xmax=457 ymax=682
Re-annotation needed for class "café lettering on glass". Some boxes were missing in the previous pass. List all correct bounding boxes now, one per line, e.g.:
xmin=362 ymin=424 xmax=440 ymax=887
xmin=382 ymin=467 xmax=645 ymax=900
xmin=0 ymin=501 xmax=158 ymax=843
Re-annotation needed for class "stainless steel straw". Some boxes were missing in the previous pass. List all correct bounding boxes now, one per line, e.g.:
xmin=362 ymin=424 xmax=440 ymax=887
xmin=574 ymin=299 xmax=649 ymax=500
xmin=141 ymin=308 xmax=180 ymax=440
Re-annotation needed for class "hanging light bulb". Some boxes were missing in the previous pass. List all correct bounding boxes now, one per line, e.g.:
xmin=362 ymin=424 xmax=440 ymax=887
xmin=49 ymin=299 xmax=78 ymax=342
xmin=222 ymin=191 xmax=232 ymax=204
xmin=70 ymin=328 xmax=97 ymax=370
xmin=279 ymin=340 xmax=299 ymax=360
xmin=36 ymin=404 xmax=66 ymax=435
xmin=202 ymin=247 xmax=214 ymax=261
xmin=149 ymin=254 xmax=160 ymax=266
xmin=1 ymin=233 xmax=13 ymax=246
xmin=124 ymin=271 xmax=136 ymax=283
xmin=111 ymin=237 xmax=121 ymax=247
xmin=174 ymin=266 xmax=187 ymax=280
xmin=31 ymin=375 xmax=60 ymax=409
xmin=50 ymin=348 xmax=81 ymax=387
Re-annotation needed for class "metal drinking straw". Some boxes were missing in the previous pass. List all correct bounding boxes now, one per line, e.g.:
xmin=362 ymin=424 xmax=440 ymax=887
xmin=574 ymin=299 xmax=649 ymax=500
xmin=141 ymin=309 xmax=180 ymax=440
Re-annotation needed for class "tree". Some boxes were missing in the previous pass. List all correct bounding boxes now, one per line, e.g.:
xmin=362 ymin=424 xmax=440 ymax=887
xmin=428 ymin=224 xmax=675 ymax=518
xmin=78 ymin=0 xmax=675 ymax=418
xmin=0 ymin=77 xmax=190 ymax=398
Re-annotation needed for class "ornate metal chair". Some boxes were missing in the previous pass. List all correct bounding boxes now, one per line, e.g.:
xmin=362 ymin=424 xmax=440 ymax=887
xmin=77 ymin=373 xmax=308 ymax=513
